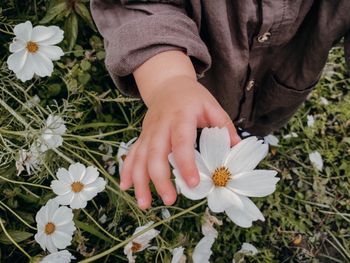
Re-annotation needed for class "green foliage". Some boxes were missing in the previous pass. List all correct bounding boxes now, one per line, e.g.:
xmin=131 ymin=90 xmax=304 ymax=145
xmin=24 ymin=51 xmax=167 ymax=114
xmin=40 ymin=0 xmax=97 ymax=50
xmin=0 ymin=0 xmax=349 ymax=262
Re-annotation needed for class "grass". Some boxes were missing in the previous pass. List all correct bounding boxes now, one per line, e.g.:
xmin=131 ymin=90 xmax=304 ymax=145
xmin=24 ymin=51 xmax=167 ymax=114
xmin=0 ymin=1 xmax=349 ymax=262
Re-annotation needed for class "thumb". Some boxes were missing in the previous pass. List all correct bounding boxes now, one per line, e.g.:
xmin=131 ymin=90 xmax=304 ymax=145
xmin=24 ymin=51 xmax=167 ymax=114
xmin=205 ymin=103 xmax=241 ymax=146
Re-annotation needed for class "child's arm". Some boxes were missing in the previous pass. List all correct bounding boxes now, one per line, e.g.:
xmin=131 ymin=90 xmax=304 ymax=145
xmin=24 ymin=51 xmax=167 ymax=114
xmin=120 ymin=50 xmax=241 ymax=209
xmin=91 ymin=0 xmax=241 ymax=208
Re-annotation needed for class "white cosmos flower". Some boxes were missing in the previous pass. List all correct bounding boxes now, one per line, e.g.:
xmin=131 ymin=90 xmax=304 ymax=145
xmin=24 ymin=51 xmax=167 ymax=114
xmin=283 ymin=132 xmax=298 ymax=139
xmin=307 ymin=115 xmax=315 ymax=127
xmin=38 ymin=115 xmax=67 ymax=152
xmin=40 ymin=250 xmax=75 ymax=263
xmin=16 ymin=145 xmax=41 ymax=176
xmin=169 ymin=127 xmax=279 ymax=228
xmin=51 ymin=162 xmax=106 ymax=209
xmin=309 ymin=151 xmax=323 ymax=171
xmin=34 ymin=199 xmax=76 ymax=253
xmin=171 ymin=246 xmax=186 ymax=263
xmin=24 ymin=94 xmax=40 ymax=109
xmin=192 ymin=232 xmax=217 ymax=263
xmin=238 ymin=243 xmax=258 ymax=255
xmin=117 ymin=137 xmax=137 ymax=175
xmin=232 ymin=243 xmax=258 ymax=263
xmin=320 ymin=97 xmax=329 ymax=106
xmin=7 ymin=21 xmax=64 ymax=82
xmin=124 ymin=221 xmax=160 ymax=263
xmin=201 ymin=207 xmax=222 ymax=236
xmin=98 ymin=144 xmax=116 ymax=175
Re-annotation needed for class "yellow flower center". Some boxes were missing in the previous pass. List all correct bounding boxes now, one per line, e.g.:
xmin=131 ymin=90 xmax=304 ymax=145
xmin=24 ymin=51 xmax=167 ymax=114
xmin=131 ymin=242 xmax=142 ymax=252
xmin=121 ymin=154 xmax=127 ymax=161
xmin=71 ymin=182 xmax=84 ymax=193
xmin=26 ymin=41 xmax=39 ymax=53
xmin=212 ymin=166 xmax=231 ymax=187
xmin=45 ymin=222 xmax=56 ymax=235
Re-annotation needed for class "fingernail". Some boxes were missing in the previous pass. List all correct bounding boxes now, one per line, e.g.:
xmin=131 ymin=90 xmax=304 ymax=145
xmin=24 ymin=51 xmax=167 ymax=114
xmin=189 ymin=177 xmax=199 ymax=187
xmin=163 ymin=194 xmax=174 ymax=205
xmin=138 ymin=198 xmax=147 ymax=208
xmin=119 ymin=182 xmax=126 ymax=190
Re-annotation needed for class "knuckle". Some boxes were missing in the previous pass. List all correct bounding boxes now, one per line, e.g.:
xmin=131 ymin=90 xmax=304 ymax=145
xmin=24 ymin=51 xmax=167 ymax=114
xmin=172 ymin=132 xmax=189 ymax=146
xmin=133 ymin=152 xmax=144 ymax=163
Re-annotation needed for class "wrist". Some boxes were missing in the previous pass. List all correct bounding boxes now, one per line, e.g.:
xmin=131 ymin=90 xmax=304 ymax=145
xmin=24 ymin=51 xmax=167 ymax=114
xmin=133 ymin=50 xmax=197 ymax=106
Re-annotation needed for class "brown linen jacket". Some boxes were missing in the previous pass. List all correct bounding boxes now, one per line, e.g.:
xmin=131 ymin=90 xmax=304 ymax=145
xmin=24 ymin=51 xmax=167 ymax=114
xmin=91 ymin=0 xmax=350 ymax=136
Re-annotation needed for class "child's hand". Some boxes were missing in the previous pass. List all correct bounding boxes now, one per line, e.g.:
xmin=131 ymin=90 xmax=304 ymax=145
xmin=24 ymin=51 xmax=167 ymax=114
xmin=119 ymin=51 xmax=241 ymax=209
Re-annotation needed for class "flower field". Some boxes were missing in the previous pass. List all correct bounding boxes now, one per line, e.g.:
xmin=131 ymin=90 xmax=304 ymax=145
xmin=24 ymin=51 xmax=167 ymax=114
xmin=0 ymin=1 xmax=349 ymax=262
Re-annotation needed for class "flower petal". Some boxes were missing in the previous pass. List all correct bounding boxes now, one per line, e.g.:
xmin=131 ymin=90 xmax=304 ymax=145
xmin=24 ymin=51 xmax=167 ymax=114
xmin=70 ymin=193 xmax=87 ymax=209
xmin=192 ymin=232 xmax=216 ymax=263
xmin=168 ymin=150 xmax=210 ymax=175
xmin=14 ymin=55 xmax=35 ymax=82
xmin=225 ymin=196 xmax=264 ymax=228
xmin=55 ymin=192 xmax=74 ymax=206
xmin=52 ymin=206 xmax=74 ymax=226
xmin=31 ymin=25 xmax=57 ymax=42
xmin=194 ymin=150 xmax=211 ymax=175
xmin=79 ymin=188 xmax=99 ymax=201
xmin=34 ymin=231 xmax=47 ymax=251
xmin=228 ymin=170 xmax=279 ymax=197
xmin=173 ymin=169 xmax=213 ymax=200
xmin=35 ymin=206 xmax=47 ymax=227
xmin=46 ymin=235 xmax=58 ymax=253
xmin=207 ymin=187 xmax=243 ymax=213
xmin=9 ymin=39 xmax=26 ymax=53
xmin=45 ymin=199 xmax=60 ymax=222
xmin=309 ymin=151 xmax=323 ymax=171
xmin=13 ymin=21 xmax=32 ymax=42
xmin=56 ymin=223 xmax=76 ymax=234
xmin=38 ymin=45 xmax=64 ymax=61
xmin=84 ymin=177 xmax=106 ymax=193
xmin=239 ymin=242 xmax=259 ymax=255
xmin=199 ymin=127 xmax=230 ymax=172
xmin=81 ymin=166 xmax=99 ymax=185
xmin=7 ymin=48 xmax=28 ymax=73
xmin=52 ymin=230 xmax=72 ymax=250
xmin=31 ymin=52 xmax=54 ymax=77
xmin=171 ymin=246 xmax=185 ymax=263
xmin=225 ymin=137 xmax=268 ymax=174
xmin=51 ymin=180 xmax=71 ymax=195
xmin=36 ymin=26 xmax=64 ymax=46
xmin=40 ymin=250 xmax=74 ymax=263
xmin=56 ymin=168 xmax=74 ymax=184
xmin=68 ymin=163 xmax=86 ymax=182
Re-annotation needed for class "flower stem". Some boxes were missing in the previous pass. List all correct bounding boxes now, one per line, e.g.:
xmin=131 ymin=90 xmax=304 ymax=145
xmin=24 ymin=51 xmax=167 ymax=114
xmin=0 ymin=200 xmax=37 ymax=231
xmin=82 ymin=209 xmax=121 ymax=242
xmin=0 ymin=217 xmax=32 ymax=260
xmin=79 ymin=199 xmax=207 ymax=263
xmin=0 ymin=175 xmax=51 ymax=190
xmin=0 ymin=98 xmax=30 ymax=127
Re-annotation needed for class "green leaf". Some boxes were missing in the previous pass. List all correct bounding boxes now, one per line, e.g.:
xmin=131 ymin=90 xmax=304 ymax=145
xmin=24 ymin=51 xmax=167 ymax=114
xmin=40 ymin=1 xmax=68 ymax=24
xmin=81 ymin=60 xmax=91 ymax=71
xmin=75 ymin=3 xmax=97 ymax=32
xmin=342 ymin=137 xmax=350 ymax=144
xmin=65 ymin=12 xmax=79 ymax=51
xmin=0 ymin=230 xmax=33 ymax=245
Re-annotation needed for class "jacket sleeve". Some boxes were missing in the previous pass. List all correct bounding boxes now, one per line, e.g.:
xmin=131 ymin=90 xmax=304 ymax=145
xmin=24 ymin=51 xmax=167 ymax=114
xmin=345 ymin=31 xmax=350 ymax=70
xmin=90 ymin=0 xmax=211 ymax=97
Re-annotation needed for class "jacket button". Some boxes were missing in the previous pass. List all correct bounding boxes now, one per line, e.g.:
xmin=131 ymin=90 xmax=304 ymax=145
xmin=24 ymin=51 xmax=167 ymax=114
xmin=257 ymin=32 xmax=271 ymax=43
xmin=246 ymin=80 xmax=255 ymax=91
